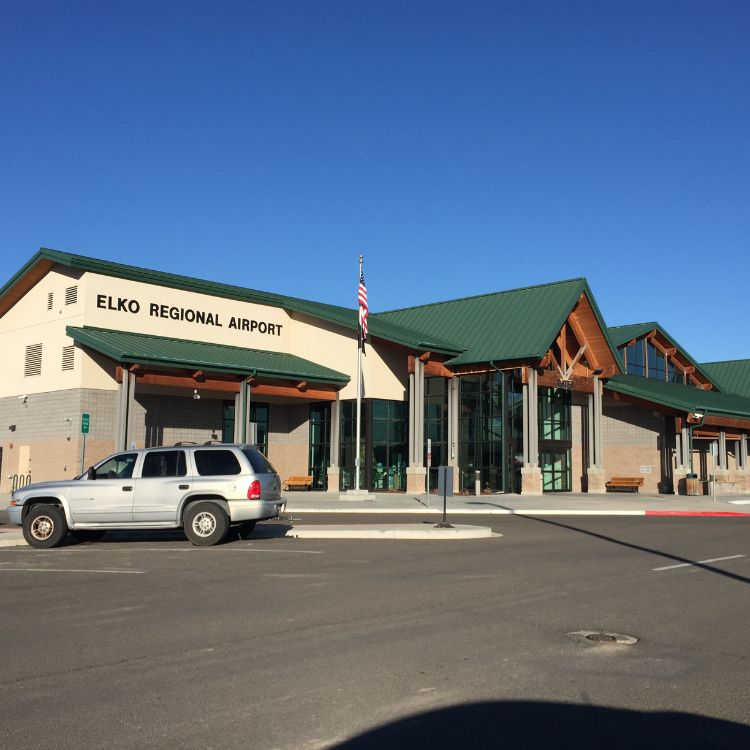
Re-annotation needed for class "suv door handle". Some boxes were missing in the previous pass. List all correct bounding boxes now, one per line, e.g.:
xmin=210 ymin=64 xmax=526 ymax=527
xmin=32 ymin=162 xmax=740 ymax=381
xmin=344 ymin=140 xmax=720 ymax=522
xmin=179 ymin=484 xmax=189 ymax=490
xmin=122 ymin=486 xmax=133 ymax=492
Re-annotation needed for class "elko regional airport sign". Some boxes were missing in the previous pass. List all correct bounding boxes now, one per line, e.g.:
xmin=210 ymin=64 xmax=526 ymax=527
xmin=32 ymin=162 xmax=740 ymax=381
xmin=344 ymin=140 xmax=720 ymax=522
xmin=95 ymin=294 xmax=284 ymax=336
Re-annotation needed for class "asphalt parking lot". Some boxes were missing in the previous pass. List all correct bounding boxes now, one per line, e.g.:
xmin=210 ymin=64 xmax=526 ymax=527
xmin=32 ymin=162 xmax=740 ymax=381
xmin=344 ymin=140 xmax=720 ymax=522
xmin=1 ymin=515 xmax=749 ymax=749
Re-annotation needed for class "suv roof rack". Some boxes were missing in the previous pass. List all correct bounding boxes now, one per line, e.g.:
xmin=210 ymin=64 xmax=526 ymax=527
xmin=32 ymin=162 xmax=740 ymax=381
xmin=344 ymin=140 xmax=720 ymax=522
xmin=173 ymin=441 xmax=197 ymax=446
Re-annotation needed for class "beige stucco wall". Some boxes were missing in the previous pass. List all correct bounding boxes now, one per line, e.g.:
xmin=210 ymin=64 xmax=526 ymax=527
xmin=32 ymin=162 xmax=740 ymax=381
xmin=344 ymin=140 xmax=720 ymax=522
xmin=80 ymin=272 xmax=408 ymax=400
xmin=0 ymin=267 xmax=86 ymax=397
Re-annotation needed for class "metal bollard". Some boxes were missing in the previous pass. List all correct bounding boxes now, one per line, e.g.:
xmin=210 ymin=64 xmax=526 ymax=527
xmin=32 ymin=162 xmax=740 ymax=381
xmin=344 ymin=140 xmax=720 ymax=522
xmin=475 ymin=470 xmax=481 ymax=496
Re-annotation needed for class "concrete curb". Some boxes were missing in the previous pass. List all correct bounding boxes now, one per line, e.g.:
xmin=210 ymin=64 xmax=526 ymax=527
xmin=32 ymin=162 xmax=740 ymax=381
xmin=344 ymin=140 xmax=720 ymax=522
xmin=285 ymin=524 xmax=497 ymax=540
xmin=0 ymin=530 xmax=27 ymax=548
xmin=285 ymin=507 xmax=750 ymax=518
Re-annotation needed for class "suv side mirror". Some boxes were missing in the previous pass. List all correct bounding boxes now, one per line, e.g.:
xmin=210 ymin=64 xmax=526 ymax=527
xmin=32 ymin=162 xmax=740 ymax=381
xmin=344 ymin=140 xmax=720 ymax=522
xmin=87 ymin=466 xmax=96 ymax=480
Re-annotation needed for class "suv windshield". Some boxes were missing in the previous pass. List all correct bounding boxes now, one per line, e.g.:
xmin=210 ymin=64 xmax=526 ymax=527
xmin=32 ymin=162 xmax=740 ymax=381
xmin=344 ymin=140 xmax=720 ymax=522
xmin=242 ymin=448 xmax=276 ymax=475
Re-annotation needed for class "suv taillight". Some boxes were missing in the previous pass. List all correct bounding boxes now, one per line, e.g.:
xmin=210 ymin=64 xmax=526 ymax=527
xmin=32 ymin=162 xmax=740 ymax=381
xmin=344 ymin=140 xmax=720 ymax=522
xmin=247 ymin=480 xmax=261 ymax=500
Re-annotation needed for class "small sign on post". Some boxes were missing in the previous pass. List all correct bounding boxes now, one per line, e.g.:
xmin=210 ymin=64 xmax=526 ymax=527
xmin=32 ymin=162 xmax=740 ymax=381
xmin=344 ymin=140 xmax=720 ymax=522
xmin=435 ymin=466 xmax=454 ymax=529
xmin=80 ymin=412 xmax=90 ymax=474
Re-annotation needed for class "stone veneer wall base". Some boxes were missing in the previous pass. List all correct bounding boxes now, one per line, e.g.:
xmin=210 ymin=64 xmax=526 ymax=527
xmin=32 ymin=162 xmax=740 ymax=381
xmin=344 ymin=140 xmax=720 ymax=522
xmin=406 ymin=466 xmax=426 ymax=494
xmin=521 ymin=466 xmax=543 ymax=495
xmin=586 ymin=467 xmax=607 ymax=494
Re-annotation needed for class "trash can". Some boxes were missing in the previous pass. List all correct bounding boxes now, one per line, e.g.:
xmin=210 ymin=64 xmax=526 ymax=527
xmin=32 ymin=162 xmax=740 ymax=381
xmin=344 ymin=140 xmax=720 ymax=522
xmin=685 ymin=474 xmax=702 ymax=496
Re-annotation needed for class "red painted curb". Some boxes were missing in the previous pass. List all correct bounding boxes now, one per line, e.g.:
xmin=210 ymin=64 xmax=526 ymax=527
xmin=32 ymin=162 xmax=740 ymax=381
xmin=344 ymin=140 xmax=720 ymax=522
xmin=646 ymin=510 xmax=750 ymax=517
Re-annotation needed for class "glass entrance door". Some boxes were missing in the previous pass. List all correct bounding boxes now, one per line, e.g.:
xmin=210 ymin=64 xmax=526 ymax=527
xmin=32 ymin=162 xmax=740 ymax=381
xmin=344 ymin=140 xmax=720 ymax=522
xmin=539 ymin=387 xmax=572 ymax=492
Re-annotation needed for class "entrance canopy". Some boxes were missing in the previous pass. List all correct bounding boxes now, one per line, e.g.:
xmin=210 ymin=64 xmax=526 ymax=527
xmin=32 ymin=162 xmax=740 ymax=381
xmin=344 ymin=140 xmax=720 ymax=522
xmin=67 ymin=326 xmax=349 ymax=386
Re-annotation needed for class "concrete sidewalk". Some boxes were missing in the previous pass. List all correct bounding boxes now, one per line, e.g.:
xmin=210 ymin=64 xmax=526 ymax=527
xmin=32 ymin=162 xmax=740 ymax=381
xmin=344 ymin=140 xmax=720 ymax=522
xmin=1 ymin=490 xmax=748 ymax=548
xmin=284 ymin=490 xmax=750 ymax=517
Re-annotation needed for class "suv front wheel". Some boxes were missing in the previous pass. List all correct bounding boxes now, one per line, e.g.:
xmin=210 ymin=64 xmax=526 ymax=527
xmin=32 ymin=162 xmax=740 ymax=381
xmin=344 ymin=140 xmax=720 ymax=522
xmin=184 ymin=502 xmax=229 ymax=546
xmin=23 ymin=504 xmax=68 ymax=549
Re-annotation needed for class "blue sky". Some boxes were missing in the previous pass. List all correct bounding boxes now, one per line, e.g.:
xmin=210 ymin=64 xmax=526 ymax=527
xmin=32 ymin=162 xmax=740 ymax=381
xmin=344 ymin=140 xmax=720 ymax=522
xmin=2 ymin=1 xmax=748 ymax=361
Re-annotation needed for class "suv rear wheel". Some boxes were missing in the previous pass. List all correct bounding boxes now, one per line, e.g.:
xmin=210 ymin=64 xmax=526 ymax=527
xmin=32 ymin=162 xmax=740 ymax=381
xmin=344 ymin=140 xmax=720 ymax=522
xmin=23 ymin=504 xmax=68 ymax=549
xmin=184 ymin=502 xmax=229 ymax=546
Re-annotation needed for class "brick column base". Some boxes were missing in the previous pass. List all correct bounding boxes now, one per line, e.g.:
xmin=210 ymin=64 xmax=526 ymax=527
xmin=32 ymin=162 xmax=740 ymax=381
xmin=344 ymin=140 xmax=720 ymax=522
xmin=406 ymin=466 xmax=426 ymax=494
xmin=327 ymin=466 xmax=340 ymax=492
xmin=673 ymin=468 xmax=688 ymax=495
xmin=587 ymin=467 xmax=607 ymax=494
xmin=521 ymin=466 xmax=543 ymax=496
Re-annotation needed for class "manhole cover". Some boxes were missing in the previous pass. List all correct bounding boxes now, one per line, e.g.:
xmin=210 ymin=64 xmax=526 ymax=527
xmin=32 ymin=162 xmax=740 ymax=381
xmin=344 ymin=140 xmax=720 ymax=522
xmin=568 ymin=630 xmax=638 ymax=646
xmin=586 ymin=633 xmax=617 ymax=643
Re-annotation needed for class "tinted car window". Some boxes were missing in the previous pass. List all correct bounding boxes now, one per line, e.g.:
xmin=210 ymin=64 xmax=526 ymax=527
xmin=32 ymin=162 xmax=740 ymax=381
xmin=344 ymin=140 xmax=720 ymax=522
xmin=141 ymin=450 xmax=187 ymax=478
xmin=194 ymin=449 xmax=241 ymax=476
xmin=241 ymin=448 xmax=276 ymax=475
xmin=94 ymin=453 xmax=138 ymax=479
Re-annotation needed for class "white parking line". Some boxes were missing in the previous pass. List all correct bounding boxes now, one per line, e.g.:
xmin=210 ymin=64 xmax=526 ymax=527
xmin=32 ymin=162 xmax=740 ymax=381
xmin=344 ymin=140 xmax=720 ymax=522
xmin=653 ymin=554 xmax=745 ymax=572
xmin=0 ymin=568 xmax=145 ymax=574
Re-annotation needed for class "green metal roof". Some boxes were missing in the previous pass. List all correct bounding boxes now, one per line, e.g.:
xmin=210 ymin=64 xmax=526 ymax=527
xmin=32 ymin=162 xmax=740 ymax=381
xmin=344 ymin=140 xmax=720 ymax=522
xmin=605 ymin=374 xmax=750 ymax=419
xmin=607 ymin=322 xmax=658 ymax=346
xmin=2 ymin=248 xmax=461 ymax=356
xmin=375 ymin=278 xmax=621 ymax=367
xmin=701 ymin=360 xmax=750 ymax=399
xmin=66 ymin=326 xmax=350 ymax=385
xmin=608 ymin=321 xmax=716 ymax=388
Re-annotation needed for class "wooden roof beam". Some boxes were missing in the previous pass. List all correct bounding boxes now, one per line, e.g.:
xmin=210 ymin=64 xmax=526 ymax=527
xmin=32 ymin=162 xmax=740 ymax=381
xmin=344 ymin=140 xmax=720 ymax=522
xmin=568 ymin=313 xmax=601 ymax=371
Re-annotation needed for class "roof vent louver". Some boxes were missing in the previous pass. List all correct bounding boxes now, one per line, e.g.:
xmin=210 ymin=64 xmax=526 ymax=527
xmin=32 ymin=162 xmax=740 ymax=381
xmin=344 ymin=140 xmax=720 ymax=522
xmin=25 ymin=343 xmax=43 ymax=377
xmin=62 ymin=345 xmax=75 ymax=371
xmin=65 ymin=285 xmax=78 ymax=305
xmin=47 ymin=292 xmax=53 ymax=310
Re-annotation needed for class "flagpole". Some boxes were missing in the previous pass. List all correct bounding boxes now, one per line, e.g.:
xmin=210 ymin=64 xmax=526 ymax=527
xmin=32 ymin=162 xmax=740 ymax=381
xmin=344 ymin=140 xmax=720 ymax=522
xmin=355 ymin=254 xmax=363 ymax=492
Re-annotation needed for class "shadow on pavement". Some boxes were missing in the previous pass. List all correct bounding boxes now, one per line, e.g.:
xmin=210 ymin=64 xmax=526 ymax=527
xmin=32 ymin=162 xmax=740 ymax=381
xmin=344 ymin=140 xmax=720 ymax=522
xmin=330 ymin=700 xmax=750 ymax=749
xmin=70 ymin=521 xmax=293 ymax=545
xmin=520 ymin=515 xmax=750 ymax=586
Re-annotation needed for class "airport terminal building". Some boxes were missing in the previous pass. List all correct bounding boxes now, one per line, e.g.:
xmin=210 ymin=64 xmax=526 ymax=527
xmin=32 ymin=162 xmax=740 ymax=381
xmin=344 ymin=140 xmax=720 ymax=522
xmin=2 ymin=248 xmax=749 ymax=497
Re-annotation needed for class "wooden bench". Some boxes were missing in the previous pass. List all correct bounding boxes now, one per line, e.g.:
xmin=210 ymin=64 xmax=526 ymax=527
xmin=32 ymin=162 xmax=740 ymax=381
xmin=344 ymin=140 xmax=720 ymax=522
xmin=283 ymin=475 xmax=314 ymax=491
xmin=605 ymin=477 xmax=644 ymax=493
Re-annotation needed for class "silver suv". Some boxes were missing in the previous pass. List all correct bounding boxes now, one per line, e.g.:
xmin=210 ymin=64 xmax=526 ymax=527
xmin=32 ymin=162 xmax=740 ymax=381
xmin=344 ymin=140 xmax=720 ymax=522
xmin=7 ymin=444 xmax=286 ymax=548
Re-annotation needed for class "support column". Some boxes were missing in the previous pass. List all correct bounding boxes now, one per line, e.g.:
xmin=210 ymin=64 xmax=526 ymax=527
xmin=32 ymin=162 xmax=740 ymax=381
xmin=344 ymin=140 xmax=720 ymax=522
xmin=448 ymin=376 xmax=460 ymax=492
xmin=673 ymin=421 xmax=689 ymax=494
xmin=406 ymin=357 xmax=426 ymax=493
xmin=718 ymin=429 xmax=727 ymax=472
xmin=521 ymin=368 xmax=542 ymax=495
xmin=327 ymin=396 xmax=341 ymax=490
xmin=587 ymin=374 xmax=607 ymax=494
xmin=233 ymin=391 xmax=241 ymax=442
xmin=114 ymin=370 xmax=131 ymax=452
xmin=741 ymin=434 xmax=748 ymax=470
xmin=124 ymin=370 xmax=136 ymax=450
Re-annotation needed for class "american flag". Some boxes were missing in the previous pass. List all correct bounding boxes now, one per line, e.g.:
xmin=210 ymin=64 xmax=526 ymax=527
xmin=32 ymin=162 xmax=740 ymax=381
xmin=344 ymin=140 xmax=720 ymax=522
xmin=358 ymin=268 xmax=368 ymax=352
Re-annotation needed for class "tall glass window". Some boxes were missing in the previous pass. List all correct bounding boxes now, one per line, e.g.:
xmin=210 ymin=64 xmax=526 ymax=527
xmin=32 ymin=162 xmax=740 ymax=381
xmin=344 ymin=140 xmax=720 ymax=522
xmin=371 ymin=400 xmax=408 ymax=490
xmin=625 ymin=340 xmax=645 ymax=377
xmin=647 ymin=342 xmax=666 ymax=381
xmin=222 ymin=401 xmax=235 ymax=443
xmin=424 ymin=377 xmax=449 ymax=489
xmin=339 ymin=400 xmax=364 ymax=491
xmin=250 ymin=403 xmax=269 ymax=454
xmin=459 ymin=373 xmax=503 ymax=492
xmin=539 ymin=387 xmax=572 ymax=492
xmin=308 ymin=403 xmax=330 ymax=490
xmin=505 ymin=371 xmax=524 ymax=494
xmin=339 ymin=400 xmax=407 ymax=491
xmin=539 ymin=388 xmax=571 ymax=441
